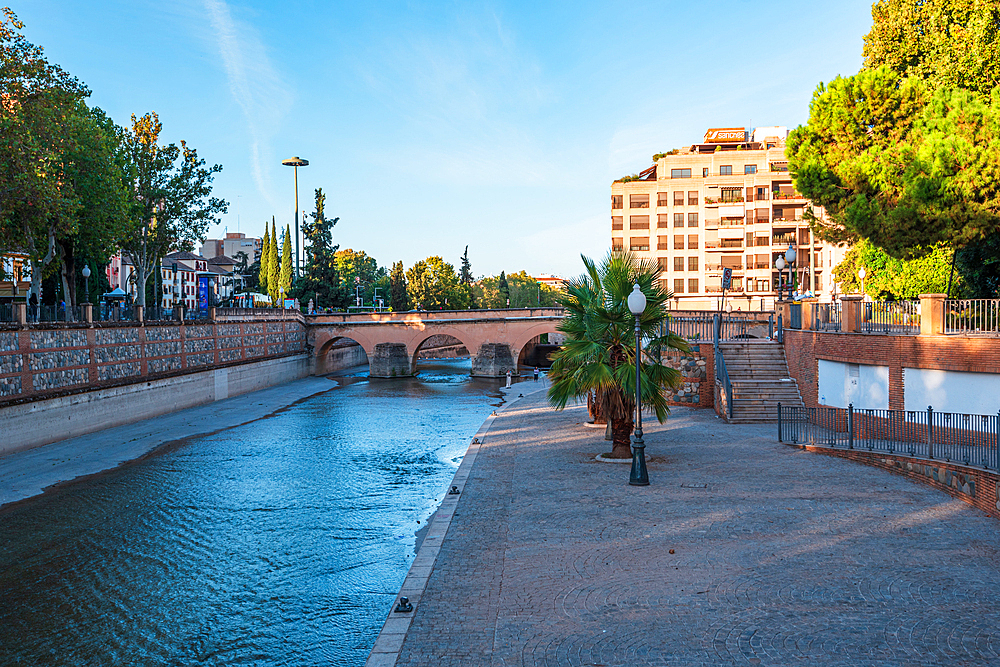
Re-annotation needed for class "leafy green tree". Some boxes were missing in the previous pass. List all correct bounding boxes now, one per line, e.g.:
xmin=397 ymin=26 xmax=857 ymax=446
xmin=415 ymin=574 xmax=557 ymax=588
xmin=833 ymin=239 xmax=954 ymax=299
xmin=335 ymin=248 xmax=385 ymax=305
xmin=863 ymin=0 xmax=1000 ymax=97
xmin=955 ymin=233 xmax=1000 ymax=297
xmin=0 ymin=8 xmax=89 ymax=302
xmin=547 ymin=251 xmax=688 ymax=459
xmin=267 ymin=218 xmax=278 ymax=304
xmin=389 ymin=260 xmax=408 ymax=311
xmin=788 ymin=0 xmax=1000 ymax=266
xmin=405 ymin=256 xmax=468 ymax=309
xmin=279 ymin=224 xmax=292 ymax=300
xmin=118 ymin=112 xmax=227 ymax=308
xmin=258 ymin=225 xmax=270 ymax=295
xmin=291 ymin=188 xmax=345 ymax=309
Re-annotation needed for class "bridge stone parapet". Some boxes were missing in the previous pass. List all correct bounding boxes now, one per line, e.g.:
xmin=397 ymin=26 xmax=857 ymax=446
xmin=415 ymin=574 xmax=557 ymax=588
xmin=306 ymin=308 xmax=564 ymax=377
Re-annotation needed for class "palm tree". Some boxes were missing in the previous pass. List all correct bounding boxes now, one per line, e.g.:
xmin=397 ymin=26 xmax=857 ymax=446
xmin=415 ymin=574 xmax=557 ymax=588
xmin=548 ymin=251 xmax=690 ymax=459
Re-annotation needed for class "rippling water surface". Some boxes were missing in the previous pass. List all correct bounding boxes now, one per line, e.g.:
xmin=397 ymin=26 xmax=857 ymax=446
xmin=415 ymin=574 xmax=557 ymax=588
xmin=0 ymin=360 xmax=502 ymax=666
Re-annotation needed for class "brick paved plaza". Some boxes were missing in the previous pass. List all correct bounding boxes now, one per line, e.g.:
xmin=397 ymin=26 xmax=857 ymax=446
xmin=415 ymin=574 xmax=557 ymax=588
xmin=389 ymin=391 xmax=1000 ymax=666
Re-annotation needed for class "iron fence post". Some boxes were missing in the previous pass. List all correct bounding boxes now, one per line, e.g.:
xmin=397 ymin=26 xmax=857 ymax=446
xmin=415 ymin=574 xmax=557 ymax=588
xmin=777 ymin=402 xmax=782 ymax=442
xmin=995 ymin=410 xmax=999 ymax=470
xmin=768 ymin=313 xmax=774 ymax=339
xmin=847 ymin=403 xmax=854 ymax=449
xmin=927 ymin=405 xmax=934 ymax=460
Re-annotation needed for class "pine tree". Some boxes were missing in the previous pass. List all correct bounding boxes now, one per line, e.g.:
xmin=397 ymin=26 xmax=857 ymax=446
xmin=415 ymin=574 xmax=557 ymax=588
xmin=280 ymin=224 xmax=292 ymax=300
xmin=389 ymin=260 xmax=408 ymax=311
xmin=259 ymin=225 xmax=270 ymax=295
xmin=499 ymin=270 xmax=510 ymax=307
xmin=268 ymin=218 xmax=279 ymax=305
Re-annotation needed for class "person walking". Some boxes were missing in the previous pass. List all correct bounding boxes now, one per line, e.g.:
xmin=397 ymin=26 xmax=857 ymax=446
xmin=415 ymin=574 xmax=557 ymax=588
xmin=505 ymin=370 xmax=512 ymax=388
xmin=533 ymin=367 xmax=539 ymax=381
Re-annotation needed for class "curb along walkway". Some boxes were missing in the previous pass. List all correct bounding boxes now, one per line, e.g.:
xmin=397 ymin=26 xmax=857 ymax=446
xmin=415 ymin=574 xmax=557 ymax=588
xmin=372 ymin=391 xmax=1000 ymax=666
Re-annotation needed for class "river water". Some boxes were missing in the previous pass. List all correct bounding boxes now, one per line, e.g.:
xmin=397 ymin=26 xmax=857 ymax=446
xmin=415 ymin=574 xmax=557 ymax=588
xmin=0 ymin=359 xmax=504 ymax=666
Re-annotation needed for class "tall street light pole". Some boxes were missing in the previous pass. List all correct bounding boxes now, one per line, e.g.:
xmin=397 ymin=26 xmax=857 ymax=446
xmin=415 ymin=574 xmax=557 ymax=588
xmin=627 ymin=283 xmax=649 ymax=486
xmin=282 ymin=157 xmax=309 ymax=280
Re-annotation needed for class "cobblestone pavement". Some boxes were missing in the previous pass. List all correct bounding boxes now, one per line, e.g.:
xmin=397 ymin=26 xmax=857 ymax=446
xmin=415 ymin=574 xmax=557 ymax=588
xmin=394 ymin=393 xmax=1000 ymax=666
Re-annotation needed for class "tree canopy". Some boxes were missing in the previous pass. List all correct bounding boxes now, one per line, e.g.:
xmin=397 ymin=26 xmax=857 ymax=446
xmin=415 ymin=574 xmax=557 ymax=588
xmin=787 ymin=0 xmax=1000 ymax=265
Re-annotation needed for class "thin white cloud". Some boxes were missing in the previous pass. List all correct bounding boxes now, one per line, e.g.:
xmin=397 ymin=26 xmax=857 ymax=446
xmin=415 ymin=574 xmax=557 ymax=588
xmin=202 ymin=0 xmax=290 ymax=208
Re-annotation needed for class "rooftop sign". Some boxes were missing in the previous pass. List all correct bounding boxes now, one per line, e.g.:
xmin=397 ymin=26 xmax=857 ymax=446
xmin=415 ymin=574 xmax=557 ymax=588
xmin=704 ymin=128 xmax=747 ymax=143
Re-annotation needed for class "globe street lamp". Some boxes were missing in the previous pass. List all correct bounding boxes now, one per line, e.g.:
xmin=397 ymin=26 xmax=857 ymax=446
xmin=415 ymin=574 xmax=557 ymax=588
xmin=785 ymin=245 xmax=797 ymax=300
xmin=81 ymin=265 xmax=91 ymax=304
xmin=775 ymin=256 xmax=786 ymax=299
xmin=281 ymin=157 xmax=309 ymax=280
xmin=627 ymin=283 xmax=649 ymax=486
xmin=858 ymin=266 xmax=866 ymax=299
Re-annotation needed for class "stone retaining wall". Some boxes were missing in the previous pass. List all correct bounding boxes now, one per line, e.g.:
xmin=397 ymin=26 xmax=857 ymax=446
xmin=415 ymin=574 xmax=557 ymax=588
xmin=661 ymin=342 xmax=714 ymax=408
xmin=0 ymin=320 xmax=306 ymax=406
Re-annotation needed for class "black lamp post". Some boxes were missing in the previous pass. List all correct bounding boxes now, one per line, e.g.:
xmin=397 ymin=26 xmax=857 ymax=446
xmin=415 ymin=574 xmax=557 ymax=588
xmin=81 ymin=265 xmax=91 ymax=304
xmin=627 ymin=283 xmax=649 ymax=486
xmin=281 ymin=157 xmax=309 ymax=280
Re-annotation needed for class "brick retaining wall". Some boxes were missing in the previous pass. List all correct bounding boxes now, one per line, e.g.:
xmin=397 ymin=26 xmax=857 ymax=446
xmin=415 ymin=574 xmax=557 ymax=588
xmin=0 ymin=320 xmax=306 ymax=406
xmin=784 ymin=330 xmax=1000 ymax=410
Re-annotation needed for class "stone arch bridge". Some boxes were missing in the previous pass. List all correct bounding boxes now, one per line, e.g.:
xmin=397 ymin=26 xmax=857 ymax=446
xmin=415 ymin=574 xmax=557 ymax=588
xmin=307 ymin=308 xmax=564 ymax=377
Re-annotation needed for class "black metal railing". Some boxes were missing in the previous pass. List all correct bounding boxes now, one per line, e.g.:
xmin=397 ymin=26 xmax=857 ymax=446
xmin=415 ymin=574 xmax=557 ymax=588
xmin=811 ymin=302 xmax=841 ymax=332
xmin=778 ymin=404 xmax=1000 ymax=470
xmin=96 ymin=303 xmax=134 ymax=322
xmin=862 ymin=301 xmax=920 ymax=335
xmin=37 ymin=305 xmax=83 ymax=322
xmin=662 ymin=312 xmax=773 ymax=342
xmin=945 ymin=299 xmax=1000 ymax=334
xmin=713 ymin=315 xmax=734 ymax=420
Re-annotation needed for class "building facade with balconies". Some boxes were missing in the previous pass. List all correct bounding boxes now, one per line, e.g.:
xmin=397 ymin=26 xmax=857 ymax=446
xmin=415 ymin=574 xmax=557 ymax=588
xmin=610 ymin=126 xmax=850 ymax=310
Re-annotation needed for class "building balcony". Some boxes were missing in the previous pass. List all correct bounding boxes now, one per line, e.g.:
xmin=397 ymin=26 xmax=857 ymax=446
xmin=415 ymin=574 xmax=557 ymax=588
xmin=772 ymin=234 xmax=796 ymax=245
xmin=705 ymin=263 xmax=743 ymax=271
xmin=705 ymin=196 xmax=744 ymax=205
xmin=772 ymin=192 xmax=804 ymax=200
xmin=704 ymin=241 xmax=744 ymax=250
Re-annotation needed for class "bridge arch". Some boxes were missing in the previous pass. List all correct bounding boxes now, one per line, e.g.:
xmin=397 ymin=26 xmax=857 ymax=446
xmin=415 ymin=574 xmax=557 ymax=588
xmin=409 ymin=328 xmax=480 ymax=375
xmin=315 ymin=336 xmax=371 ymax=375
xmin=511 ymin=323 xmax=565 ymax=370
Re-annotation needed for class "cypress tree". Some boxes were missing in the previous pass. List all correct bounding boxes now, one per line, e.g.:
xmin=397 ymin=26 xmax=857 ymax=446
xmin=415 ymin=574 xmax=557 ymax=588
xmin=280 ymin=224 xmax=292 ymax=300
xmin=259 ymin=225 xmax=270 ymax=295
xmin=499 ymin=270 xmax=510 ymax=306
xmin=389 ymin=260 xmax=408 ymax=311
xmin=268 ymin=218 xmax=279 ymax=305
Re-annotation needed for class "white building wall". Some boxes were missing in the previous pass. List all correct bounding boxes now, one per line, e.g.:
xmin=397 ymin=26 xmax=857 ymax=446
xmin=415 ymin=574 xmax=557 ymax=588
xmin=903 ymin=368 xmax=1000 ymax=414
xmin=817 ymin=359 xmax=889 ymax=409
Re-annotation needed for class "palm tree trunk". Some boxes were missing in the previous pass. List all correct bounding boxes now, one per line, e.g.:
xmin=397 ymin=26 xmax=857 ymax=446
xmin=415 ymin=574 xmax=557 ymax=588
xmin=588 ymin=390 xmax=607 ymax=424
xmin=608 ymin=415 xmax=633 ymax=458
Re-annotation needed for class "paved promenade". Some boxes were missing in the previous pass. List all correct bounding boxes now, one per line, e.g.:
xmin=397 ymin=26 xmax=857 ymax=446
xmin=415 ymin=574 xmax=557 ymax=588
xmin=387 ymin=390 xmax=1000 ymax=666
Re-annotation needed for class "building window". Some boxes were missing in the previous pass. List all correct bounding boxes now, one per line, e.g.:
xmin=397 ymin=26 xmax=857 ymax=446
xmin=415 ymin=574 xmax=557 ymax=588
xmin=687 ymin=191 xmax=698 ymax=206
xmin=731 ymin=277 xmax=743 ymax=291
xmin=745 ymin=164 xmax=757 ymax=174
xmin=721 ymin=188 xmax=743 ymax=203
xmin=674 ymin=235 xmax=684 ymax=250
xmin=657 ymin=192 xmax=668 ymax=207
xmin=674 ymin=257 xmax=684 ymax=272
xmin=673 ymin=213 xmax=685 ymax=227
xmin=612 ymin=239 xmax=623 ymax=250
xmin=630 ymin=238 xmax=649 ymax=251
xmin=629 ymin=194 xmax=649 ymax=208
xmin=674 ymin=279 xmax=685 ymax=294
xmin=688 ymin=234 xmax=698 ymax=249
xmin=673 ymin=191 xmax=685 ymax=206
xmin=688 ymin=256 xmax=698 ymax=272
xmin=688 ymin=213 xmax=699 ymax=227
xmin=746 ymin=232 xmax=753 ymax=246
xmin=688 ymin=278 xmax=699 ymax=293
xmin=720 ymin=165 xmax=733 ymax=175
xmin=671 ymin=168 xmax=692 ymax=178
xmin=755 ymin=235 xmax=769 ymax=247
xmin=629 ymin=215 xmax=649 ymax=229
xmin=612 ymin=195 xmax=623 ymax=209
xmin=657 ymin=258 xmax=668 ymax=272
xmin=756 ymin=186 xmax=768 ymax=200
xmin=702 ymin=167 xmax=709 ymax=177
xmin=657 ymin=214 xmax=669 ymax=228
xmin=658 ymin=236 xmax=669 ymax=250
xmin=612 ymin=216 xmax=623 ymax=230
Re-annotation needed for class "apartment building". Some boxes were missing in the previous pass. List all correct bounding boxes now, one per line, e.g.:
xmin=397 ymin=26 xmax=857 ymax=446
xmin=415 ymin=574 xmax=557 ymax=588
xmin=610 ymin=126 xmax=849 ymax=310
xmin=200 ymin=232 xmax=260 ymax=263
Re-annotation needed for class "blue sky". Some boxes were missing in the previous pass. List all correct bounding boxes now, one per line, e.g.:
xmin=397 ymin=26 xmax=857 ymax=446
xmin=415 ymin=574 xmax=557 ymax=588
xmin=18 ymin=0 xmax=873 ymax=278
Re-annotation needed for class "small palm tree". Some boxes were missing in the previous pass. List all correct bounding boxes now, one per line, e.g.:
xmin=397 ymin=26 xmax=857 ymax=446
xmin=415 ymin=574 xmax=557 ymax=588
xmin=548 ymin=251 xmax=690 ymax=458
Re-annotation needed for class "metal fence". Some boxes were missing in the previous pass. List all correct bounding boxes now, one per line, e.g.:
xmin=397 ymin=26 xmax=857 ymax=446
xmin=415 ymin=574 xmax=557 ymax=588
xmin=36 ymin=305 xmax=83 ymax=323
xmin=811 ymin=302 xmax=841 ymax=332
xmin=96 ymin=303 xmax=133 ymax=322
xmin=862 ymin=300 xmax=920 ymax=335
xmin=945 ymin=299 xmax=1000 ymax=334
xmin=663 ymin=312 xmax=774 ymax=342
xmin=778 ymin=403 xmax=1000 ymax=470
xmin=0 ymin=303 xmax=11 ymax=323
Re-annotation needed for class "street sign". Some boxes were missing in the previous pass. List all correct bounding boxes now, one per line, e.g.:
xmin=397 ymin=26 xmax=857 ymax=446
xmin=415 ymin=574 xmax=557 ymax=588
xmin=722 ymin=267 xmax=733 ymax=290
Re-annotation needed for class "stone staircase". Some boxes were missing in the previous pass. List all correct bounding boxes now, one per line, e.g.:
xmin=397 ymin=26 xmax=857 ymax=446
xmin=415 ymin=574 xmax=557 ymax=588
xmin=718 ymin=340 xmax=803 ymax=423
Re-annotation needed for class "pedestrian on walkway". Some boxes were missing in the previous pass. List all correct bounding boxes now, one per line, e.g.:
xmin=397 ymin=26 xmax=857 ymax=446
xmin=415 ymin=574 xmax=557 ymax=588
xmin=533 ymin=367 xmax=539 ymax=381
xmin=505 ymin=370 xmax=512 ymax=388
